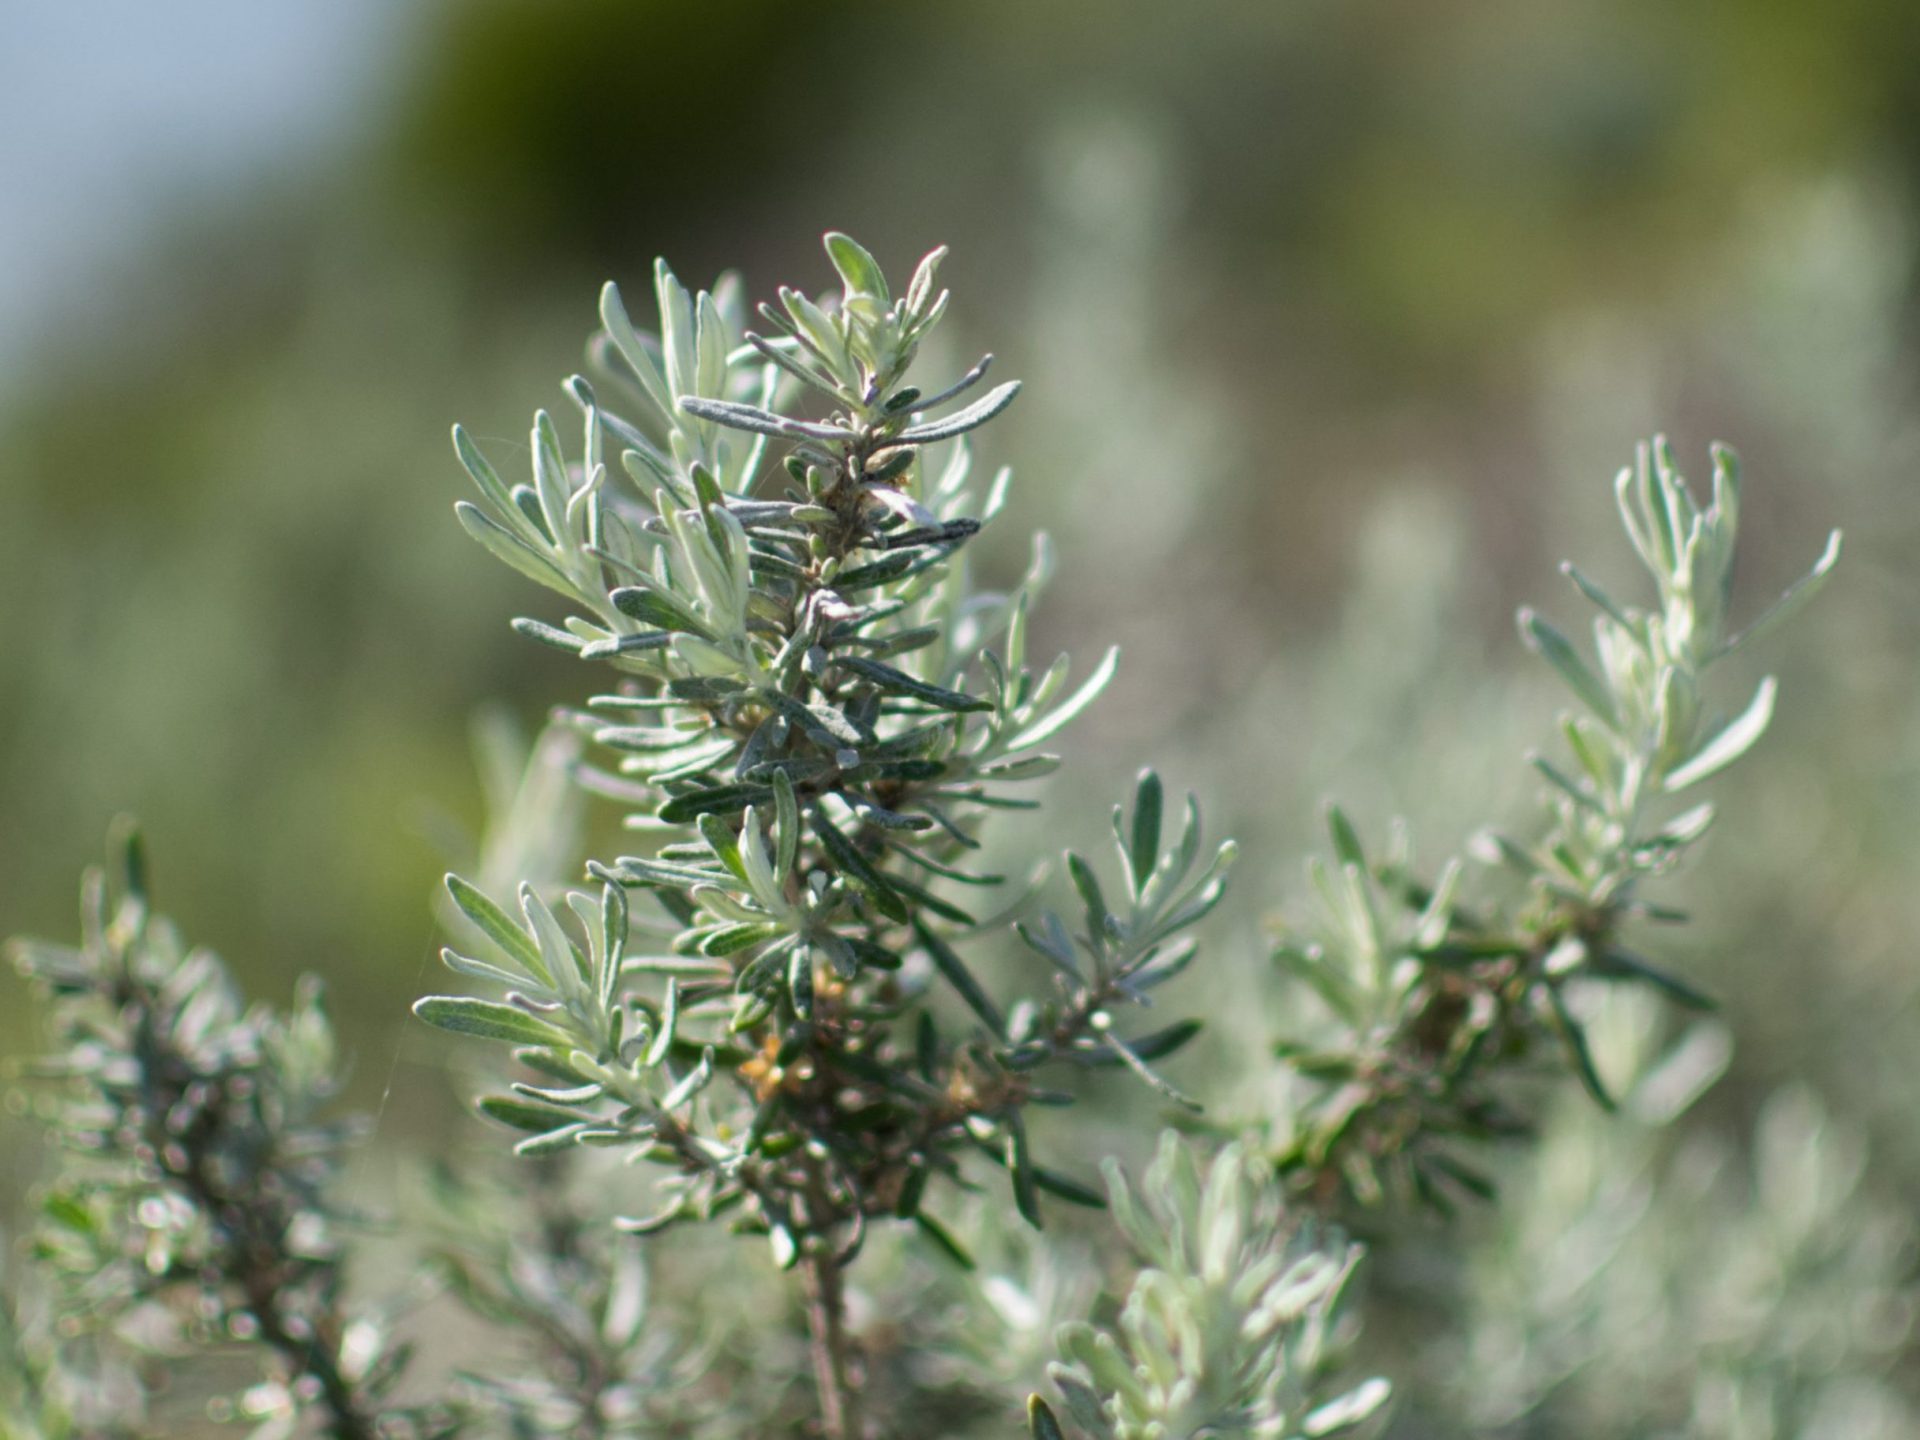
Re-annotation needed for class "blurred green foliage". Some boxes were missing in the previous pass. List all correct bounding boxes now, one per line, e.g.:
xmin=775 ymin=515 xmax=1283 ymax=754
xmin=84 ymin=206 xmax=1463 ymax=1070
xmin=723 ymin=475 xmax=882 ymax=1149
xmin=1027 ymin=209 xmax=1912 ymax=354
xmin=4 ymin=2 xmax=1918 ymax=1433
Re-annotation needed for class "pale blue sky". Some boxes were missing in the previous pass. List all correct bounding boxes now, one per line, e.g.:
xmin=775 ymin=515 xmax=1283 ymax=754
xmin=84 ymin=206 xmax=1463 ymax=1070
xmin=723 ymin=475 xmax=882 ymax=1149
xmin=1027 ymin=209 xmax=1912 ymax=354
xmin=0 ymin=1 xmax=409 ymax=377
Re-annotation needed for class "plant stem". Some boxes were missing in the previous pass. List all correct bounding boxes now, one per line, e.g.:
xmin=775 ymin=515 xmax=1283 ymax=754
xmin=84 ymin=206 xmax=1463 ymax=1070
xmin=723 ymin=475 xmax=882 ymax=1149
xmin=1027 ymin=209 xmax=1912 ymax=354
xmin=801 ymin=1247 xmax=860 ymax=1440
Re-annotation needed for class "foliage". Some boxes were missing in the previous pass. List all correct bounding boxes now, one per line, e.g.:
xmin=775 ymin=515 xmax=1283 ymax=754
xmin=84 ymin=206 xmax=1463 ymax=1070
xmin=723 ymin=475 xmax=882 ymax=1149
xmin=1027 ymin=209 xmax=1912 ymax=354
xmin=1438 ymin=995 xmax=1920 ymax=1438
xmin=5 ymin=821 xmax=438 ymax=1440
xmin=1032 ymin=1137 xmax=1386 ymax=1440
xmin=2 ymin=232 xmax=1845 ymax=1439
xmin=1265 ymin=442 xmax=1839 ymax=1212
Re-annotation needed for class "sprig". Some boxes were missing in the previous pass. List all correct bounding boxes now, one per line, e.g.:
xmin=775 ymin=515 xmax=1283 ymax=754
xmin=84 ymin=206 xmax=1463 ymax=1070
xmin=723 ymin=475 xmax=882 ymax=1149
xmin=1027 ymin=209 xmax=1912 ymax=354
xmin=1269 ymin=440 xmax=1840 ymax=1211
xmin=6 ymin=823 xmax=441 ymax=1440
xmin=426 ymin=235 xmax=1229 ymax=1438
xmin=1029 ymin=1135 xmax=1388 ymax=1440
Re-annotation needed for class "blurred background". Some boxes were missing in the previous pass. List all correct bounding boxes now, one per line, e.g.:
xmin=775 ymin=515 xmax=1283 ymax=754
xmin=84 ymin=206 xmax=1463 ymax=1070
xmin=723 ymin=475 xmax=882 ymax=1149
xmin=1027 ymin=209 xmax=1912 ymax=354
xmin=3 ymin=1 xmax=1917 ymax=1434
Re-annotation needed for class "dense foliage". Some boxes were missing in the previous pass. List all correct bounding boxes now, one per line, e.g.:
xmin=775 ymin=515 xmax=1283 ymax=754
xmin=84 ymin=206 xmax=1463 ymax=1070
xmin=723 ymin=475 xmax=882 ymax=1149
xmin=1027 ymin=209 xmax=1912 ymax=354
xmin=3 ymin=233 xmax=1846 ymax=1439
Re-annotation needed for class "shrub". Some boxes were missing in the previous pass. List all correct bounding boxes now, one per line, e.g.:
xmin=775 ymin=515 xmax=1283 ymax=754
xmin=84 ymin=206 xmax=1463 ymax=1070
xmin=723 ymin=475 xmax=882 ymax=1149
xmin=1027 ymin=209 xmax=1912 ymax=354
xmin=3 ymin=234 xmax=1838 ymax=1438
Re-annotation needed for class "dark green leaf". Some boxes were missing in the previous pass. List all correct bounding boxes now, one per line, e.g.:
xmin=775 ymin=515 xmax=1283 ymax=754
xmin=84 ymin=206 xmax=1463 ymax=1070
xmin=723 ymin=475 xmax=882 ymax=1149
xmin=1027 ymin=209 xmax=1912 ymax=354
xmin=834 ymin=654 xmax=992 ymax=712
xmin=1066 ymin=853 xmax=1111 ymax=943
xmin=1006 ymin=1110 xmax=1043 ymax=1229
xmin=1106 ymin=1019 xmax=1202 ymax=1064
xmin=1129 ymin=769 xmax=1163 ymax=889
xmin=914 ymin=920 xmax=1006 ymax=1038
xmin=812 ymin=807 xmax=910 ymax=923
xmin=913 ymin=1211 xmax=975 ymax=1270
xmin=658 ymin=784 xmax=773 ymax=824
xmin=1543 ymin=985 xmax=1617 ymax=1112
xmin=1028 ymin=1397 xmax=1067 ymax=1440
xmin=1594 ymin=948 xmax=1718 ymax=1010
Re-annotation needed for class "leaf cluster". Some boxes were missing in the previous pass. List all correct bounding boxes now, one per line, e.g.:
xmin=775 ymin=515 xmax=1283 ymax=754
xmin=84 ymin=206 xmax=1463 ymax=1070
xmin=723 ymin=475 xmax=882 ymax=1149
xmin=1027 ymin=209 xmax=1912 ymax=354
xmin=421 ymin=237 xmax=1231 ymax=1282
xmin=6 ymin=822 xmax=435 ymax=1440
xmin=1031 ymin=1137 xmax=1387 ymax=1440
xmin=1268 ymin=440 xmax=1842 ymax=1211
xmin=0 ymin=230 xmax=1843 ymax=1440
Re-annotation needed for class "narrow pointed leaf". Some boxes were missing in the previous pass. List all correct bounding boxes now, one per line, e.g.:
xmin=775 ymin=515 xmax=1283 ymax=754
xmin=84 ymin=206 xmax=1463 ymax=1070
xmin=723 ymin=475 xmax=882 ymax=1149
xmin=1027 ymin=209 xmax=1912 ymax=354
xmin=1006 ymin=646 xmax=1119 ymax=751
xmin=1663 ymin=676 xmax=1776 ymax=791
xmin=896 ymin=380 xmax=1022 ymax=443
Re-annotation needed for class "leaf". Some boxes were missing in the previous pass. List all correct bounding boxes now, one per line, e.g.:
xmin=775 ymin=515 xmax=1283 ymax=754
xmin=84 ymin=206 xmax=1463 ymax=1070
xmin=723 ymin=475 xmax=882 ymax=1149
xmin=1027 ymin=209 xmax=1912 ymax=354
xmin=605 ymin=855 xmax=732 ymax=890
xmin=511 ymin=617 xmax=586 ymax=653
xmin=522 ymin=886 xmax=590 ymax=997
xmin=454 ymin=501 xmax=573 ymax=598
xmin=694 ymin=290 xmax=727 ymax=404
xmin=1099 ymin=1019 xmax=1202 ymax=1064
xmin=1129 ymin=769 xmax=1163 ymax=890
xmin=768 ymin=1224 xmax=799 ymax=1271
xmin=823 ymin=231 xmax=889 ymax=304
xmin=41 ymin=1192 xmax=96 ymax=1236
xmin=1031 ymin=1165 xmax=1106 ymax=1209
xmin=1543 ymin=986 xmax=1616 ymax=1112
xmin=599 ymin=280 xmax=674 ymax=420
xmin=1560 ymin=561 xmax=1636 ymax=630
xmin=478 ymin=1095 xmax=578 ymax=1133
xmin=1304 ymin=1377 xmax=1392 ymax=1436
xmin=1722 ymin=529 xmax=1842 ymax=656
xmin=531 ymin=409 xmax=570 ymax=543
xmin=773 ymin=769 xmax=800 ymax=876
xmin=812 ymin=807 xmax=910 ymax=923
xmin=1100 ymin=1027 xmax=1202 ymax=1111
xmin=1325 ymin=803 xmax=1365 ymax=871
xmin=699 ymin=922 xmax=781 ymax=957
xmin=1006 ymin=1110 xmax=1043 ymax=1229
xmin=611 ymin=585 xmax=714 ymax=638
xmin=1028 ymin=1396 xmax=1067 ymax=1440
xmin=747 ymin=331 xmax=842 ymax=399
xmin=676 ymin=396 xmax=851 ymax=442
xmin=644 ymin=978 xmax=680 ymax=1069
xmin=445 ymin=874 xmax=551 ymax=984
xmin=904 ymin=244 xmax=947 ymax=315
xmin=579 ymin=632 xmax=673 ymax=661
xmin=452 ymin=424 xmax=523 ymax=525
xmin=830 ymin=554 xmax=923 ymax=601
xmin=1273 ymin=944 xmax=1357 ymax=1024
xmin=1518 ymin=608 xmax=1619 ymax=729
xmin=438 ymin=947 xmax=528 ymax=991
xmin=896 ymin=380 xmax=1022 ymax=443
xmin=1663 ymin=676 xmax=1776 ymax=791
xmin=764 ymin=690 xmax=867 ymax=749
xmin=1006 ymin=646 xmax=1119 ymax=751
xmin=413 ymin=996 xmax=569 ymax=1047
xmin=912 ymin=1211 xmax=975 ymax=1270
xmin=909 ymin=354 xmax=992 ymax=414
xmin=1066 ymin=853 xmax=1111 ymax=943
xmin=599 ymin=883 xmax=627 ymax=1009
xmin=913 ymin=920 xmax=1006 ymax=1038
xmin=1594 ymin=948 xmax=1718 ymax=1011
xmin=788 ymin=944 xmax=815 ymax=1018
xmin=1529 ymin=754 xmax=1604 ymax=815
xmin=656 ymin=260 xmax=697 ymax=404
xmin=833 ymin=654 xmax=993 ymax=712
xmin=658 ymin=1046 xmax=715 ymax=1110
xmin=659 ymin=784 xmax=774 ymax=824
